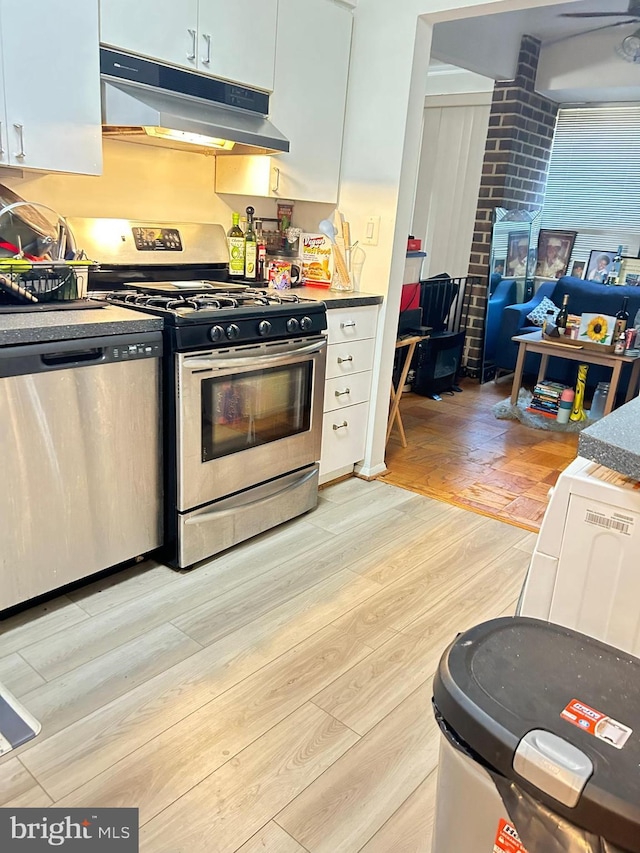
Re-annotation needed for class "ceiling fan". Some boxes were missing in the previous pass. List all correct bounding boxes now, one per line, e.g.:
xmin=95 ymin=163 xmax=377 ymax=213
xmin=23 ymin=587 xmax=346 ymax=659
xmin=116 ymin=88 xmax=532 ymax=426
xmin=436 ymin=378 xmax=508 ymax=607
xmin=556 ymin=1 xmax=640 ymax=61
xmin=559 ymin=0 xmax=640 ymax=18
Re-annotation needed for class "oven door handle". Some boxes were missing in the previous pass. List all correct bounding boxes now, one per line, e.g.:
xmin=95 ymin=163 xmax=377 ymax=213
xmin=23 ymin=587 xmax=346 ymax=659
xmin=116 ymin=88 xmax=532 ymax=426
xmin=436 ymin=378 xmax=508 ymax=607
xmin=184 ymin=338 xmax=327 ymax=371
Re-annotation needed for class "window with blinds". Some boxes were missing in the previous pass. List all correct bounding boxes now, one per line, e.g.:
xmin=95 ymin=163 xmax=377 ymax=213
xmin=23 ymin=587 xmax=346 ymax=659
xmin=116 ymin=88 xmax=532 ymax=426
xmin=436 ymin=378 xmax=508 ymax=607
xmin=541 ymin=105 xmax=640 ymax=265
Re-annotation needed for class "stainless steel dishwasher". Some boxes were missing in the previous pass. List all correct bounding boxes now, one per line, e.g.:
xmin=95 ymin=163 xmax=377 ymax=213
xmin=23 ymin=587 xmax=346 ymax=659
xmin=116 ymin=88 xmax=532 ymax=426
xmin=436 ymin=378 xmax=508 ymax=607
xmin=0 ymin=331 xmax=163 ymax=610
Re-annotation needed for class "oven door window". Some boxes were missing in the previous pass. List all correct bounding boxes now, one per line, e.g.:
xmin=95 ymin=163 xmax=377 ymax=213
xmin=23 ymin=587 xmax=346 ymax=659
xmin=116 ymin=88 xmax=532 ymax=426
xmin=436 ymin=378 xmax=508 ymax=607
xmin=201 ymin=362 xmax=313 ymax=461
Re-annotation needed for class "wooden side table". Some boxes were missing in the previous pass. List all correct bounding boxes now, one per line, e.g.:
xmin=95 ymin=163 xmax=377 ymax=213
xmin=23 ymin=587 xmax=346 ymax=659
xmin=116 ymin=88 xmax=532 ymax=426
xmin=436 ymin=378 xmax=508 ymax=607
xmin=510 ymin=330 xmax=640 ymax=416
xmin=387 ymin=333 xmax=430 ymax=447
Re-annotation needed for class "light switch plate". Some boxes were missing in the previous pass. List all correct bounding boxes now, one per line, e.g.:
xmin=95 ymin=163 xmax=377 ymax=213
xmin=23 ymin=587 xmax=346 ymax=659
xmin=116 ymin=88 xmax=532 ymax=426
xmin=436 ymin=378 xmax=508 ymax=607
xmin=363 ymin=215 xmax=380 ymax=246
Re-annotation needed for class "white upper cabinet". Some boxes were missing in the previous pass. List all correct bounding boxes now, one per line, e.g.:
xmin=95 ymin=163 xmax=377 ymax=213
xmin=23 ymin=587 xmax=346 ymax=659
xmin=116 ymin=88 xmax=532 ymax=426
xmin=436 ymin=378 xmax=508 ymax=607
xmin=0 ymin=0 xmax=102 ymax=175
xmin=100 ymin=0 xmax=277 ymax=91
xmin=215 ymin=0 xmax=353 ymax=204
xmin=0 ymin=42 xmax=6 ymax=168
xmin=100 ymin=0 xmax=200 ymax=72
xmin=198 ymin=0 xmax=277 ymax=91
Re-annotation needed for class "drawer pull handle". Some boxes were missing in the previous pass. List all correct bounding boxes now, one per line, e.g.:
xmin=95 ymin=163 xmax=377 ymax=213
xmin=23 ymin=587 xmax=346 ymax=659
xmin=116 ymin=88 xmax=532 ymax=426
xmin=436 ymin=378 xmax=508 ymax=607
xmin=335 ymin=388 xmax=351 ymax=397
xmin=337 ymin=355 xmax=353 ymax=364
xmin=341 ymin=321 xmax=356 ymax=328
xmin=333 ymin=421 xmax=348 ymax=431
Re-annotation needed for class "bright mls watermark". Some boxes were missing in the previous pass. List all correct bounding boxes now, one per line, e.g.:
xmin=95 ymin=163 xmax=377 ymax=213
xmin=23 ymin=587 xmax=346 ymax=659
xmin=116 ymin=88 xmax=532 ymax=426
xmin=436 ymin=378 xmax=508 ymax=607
xmin=0 ymin=808 xmax=138 ymax=850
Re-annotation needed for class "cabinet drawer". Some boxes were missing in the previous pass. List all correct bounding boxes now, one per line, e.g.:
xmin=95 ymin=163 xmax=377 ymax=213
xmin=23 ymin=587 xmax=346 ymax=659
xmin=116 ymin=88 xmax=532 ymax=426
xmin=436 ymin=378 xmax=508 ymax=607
xmin=326 ymin=339 xmax=375 ymax=379
xmin=327 ymin=306 xmax=378 ymax=343
xmin=324 ymin=372 xmax=372 ymax=413
xmin=320 ymin=402 xmax=369 ymax=476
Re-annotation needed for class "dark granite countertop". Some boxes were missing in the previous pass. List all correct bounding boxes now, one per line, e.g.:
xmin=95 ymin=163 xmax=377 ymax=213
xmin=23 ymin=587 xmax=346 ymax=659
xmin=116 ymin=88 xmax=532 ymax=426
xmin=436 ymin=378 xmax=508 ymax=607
xmin=293 ymin=287 xmax=383 ymax=308
xmin=579 ymin=397 xmax=640 ymax=480
xmin=0 ymin=303 xmax=164 ymax=346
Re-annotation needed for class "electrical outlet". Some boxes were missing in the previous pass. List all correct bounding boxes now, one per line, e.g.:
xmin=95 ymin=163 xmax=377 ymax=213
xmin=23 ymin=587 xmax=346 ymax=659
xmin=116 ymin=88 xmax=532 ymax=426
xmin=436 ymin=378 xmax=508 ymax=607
xmin=363 ymin=215 xmax=380 ymax=246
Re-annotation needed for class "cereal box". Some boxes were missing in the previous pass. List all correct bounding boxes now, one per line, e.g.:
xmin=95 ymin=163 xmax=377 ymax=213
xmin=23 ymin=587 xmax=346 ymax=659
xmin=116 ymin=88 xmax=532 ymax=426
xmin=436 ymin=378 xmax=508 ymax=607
xmin=301 ymin=233 xmax=333 ymax=287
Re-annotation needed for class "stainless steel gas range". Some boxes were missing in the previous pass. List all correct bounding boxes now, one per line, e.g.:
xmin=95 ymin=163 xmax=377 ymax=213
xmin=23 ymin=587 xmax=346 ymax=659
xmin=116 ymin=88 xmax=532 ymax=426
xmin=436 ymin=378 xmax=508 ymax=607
xmin=76 ymin=219 xmax=327 ymax=569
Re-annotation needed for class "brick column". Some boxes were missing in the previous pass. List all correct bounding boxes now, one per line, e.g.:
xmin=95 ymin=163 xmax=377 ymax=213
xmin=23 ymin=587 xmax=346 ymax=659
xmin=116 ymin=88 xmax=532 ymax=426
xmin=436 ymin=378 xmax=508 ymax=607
xmin=465 ymin=35 xmax=559 ymax=379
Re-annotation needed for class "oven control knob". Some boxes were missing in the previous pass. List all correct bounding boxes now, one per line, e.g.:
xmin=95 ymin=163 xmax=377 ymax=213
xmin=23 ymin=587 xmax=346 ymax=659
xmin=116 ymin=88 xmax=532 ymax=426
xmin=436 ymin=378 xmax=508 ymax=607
xmin=258 ymin=320 xmax=272 ymax=336
xmin=287 ymin=317 xmax=300 ymax=333
xmin=300 ymin=316 xmax=313 ymax=331
xmin=226 ymin=324 xmax=241 ymax=340
xmin=209 ymin=325 xmax=225 ymax=342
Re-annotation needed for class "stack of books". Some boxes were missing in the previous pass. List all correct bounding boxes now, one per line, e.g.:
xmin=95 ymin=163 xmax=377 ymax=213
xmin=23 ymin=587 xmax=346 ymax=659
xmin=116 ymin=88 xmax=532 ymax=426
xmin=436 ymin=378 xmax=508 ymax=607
xmin=526 ymin=380 xmax=569 ymax=419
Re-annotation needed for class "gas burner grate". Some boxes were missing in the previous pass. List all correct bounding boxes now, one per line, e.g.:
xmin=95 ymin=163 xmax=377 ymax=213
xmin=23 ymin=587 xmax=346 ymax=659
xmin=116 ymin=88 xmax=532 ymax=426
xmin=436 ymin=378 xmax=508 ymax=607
xmin=103 ymin=287 xmax=305 ymax=314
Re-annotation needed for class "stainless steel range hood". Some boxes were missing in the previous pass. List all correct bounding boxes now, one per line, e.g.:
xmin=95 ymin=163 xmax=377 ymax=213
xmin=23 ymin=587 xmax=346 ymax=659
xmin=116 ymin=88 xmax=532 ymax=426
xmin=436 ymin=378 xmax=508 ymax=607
xmin=100 ymin=48 xmax=289 ymax=156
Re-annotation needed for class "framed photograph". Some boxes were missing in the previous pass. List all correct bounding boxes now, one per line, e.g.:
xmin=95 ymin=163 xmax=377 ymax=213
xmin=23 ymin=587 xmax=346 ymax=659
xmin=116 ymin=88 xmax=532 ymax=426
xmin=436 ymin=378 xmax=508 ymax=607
xmin=585 ymin=249 xmax=617 ymax=284
xmin=620 ymin=257 xmax=640 ymax=286
xmin=535 ymin=229 xmax=576 ymax=279
xmin=492 ymin=258 xmax=505 ymax=276
xmin=579 ymin=313 xmax=616 ymax=346
xmin=570 ymin=260 xmax=586 ymax=279
xmin=506 ymin=231 xmax=529 ymax=279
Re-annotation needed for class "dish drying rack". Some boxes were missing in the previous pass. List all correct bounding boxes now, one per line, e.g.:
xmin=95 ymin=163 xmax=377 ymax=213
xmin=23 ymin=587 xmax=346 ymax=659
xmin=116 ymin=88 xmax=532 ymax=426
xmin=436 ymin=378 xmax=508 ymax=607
xmin=0 ymin=199 xmax=93 ymax=304
xmin=0 ymin=260 xmax=91 ymax=304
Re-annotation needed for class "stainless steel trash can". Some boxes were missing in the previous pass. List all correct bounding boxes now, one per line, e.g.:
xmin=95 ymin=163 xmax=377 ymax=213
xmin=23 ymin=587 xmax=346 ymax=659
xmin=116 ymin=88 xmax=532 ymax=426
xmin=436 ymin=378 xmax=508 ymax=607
xmin=431 ymin=617 xmax=640 ymax=853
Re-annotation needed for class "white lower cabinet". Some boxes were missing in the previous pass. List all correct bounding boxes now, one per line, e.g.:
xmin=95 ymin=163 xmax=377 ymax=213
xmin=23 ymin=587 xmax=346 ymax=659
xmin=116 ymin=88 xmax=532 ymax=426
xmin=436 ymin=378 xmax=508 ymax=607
xmin=319 ymin=304 xmax=379 ymax=485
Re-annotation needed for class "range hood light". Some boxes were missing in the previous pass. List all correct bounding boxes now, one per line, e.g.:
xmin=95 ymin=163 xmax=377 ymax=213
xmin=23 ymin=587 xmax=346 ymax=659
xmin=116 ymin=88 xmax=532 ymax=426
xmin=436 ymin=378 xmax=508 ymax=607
xmin=143 ymin=126 xmax=235 ymax=150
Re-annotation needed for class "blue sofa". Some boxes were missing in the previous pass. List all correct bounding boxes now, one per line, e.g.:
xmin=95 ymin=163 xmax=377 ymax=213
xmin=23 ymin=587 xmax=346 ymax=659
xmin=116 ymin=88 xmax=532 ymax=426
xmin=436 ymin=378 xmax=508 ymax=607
xmin=495 ymin=276 xmax=640 ymax=390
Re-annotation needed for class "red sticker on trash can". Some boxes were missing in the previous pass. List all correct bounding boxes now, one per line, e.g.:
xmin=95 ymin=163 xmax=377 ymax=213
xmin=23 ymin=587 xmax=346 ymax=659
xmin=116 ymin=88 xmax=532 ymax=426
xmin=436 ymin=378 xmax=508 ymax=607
xmin=494 ymin=819 xmax=528 ymax=853
xmin=561 ymin=698 xmax=632 ymax=749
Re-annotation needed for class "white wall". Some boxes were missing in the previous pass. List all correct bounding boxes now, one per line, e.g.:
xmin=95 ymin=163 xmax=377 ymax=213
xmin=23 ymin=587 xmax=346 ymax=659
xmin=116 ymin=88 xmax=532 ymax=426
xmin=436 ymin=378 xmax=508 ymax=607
xmin=338 ymin=0 xmax=583 ymax=479
xmin=0 ymin=140 xmax=231 ymax=222
xmin=0 ymin=139 xmax=333 ymax=237
xmin=425 ymin=62 xmax=495 ymax=96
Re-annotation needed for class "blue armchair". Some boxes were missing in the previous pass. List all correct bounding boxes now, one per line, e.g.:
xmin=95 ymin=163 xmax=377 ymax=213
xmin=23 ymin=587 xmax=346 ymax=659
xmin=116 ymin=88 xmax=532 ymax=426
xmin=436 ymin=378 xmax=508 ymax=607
xmin=494 ymin=280 xmax=556 ymax=374
xmin=485 ymin=278 xmax=518 ymax=363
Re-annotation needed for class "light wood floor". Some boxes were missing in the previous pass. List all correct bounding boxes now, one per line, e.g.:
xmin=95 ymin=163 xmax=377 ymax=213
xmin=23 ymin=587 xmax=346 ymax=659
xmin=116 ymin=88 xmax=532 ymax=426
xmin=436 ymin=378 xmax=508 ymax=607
xmin=384 ymin=377 xmax=579 ymax=530
xmin=0 ymin=478 xmax=536 ymax=852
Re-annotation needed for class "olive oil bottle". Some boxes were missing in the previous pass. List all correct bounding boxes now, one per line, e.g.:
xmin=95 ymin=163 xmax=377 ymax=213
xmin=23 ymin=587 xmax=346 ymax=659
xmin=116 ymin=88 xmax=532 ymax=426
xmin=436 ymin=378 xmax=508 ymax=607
xmin=227 ymin=212 xmax=245 ymax=277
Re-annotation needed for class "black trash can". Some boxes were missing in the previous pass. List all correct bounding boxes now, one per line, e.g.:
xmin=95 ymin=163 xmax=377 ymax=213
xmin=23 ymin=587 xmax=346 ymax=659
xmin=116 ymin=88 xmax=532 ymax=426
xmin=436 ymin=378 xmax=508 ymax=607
xmin=431 ymin=617 xmax=640 ymax=853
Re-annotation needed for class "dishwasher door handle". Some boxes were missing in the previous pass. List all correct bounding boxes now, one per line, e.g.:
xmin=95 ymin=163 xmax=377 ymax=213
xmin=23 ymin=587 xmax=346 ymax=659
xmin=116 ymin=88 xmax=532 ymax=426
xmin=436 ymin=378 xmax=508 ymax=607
xmin=41 ymin=348 xmax=104 ymax=368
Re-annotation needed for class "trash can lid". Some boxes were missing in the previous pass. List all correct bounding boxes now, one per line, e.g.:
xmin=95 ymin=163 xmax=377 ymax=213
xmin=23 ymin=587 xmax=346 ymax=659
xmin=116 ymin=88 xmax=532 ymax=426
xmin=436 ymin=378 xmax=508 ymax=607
xmin=433 ymin=617 xmax=640 ymax=851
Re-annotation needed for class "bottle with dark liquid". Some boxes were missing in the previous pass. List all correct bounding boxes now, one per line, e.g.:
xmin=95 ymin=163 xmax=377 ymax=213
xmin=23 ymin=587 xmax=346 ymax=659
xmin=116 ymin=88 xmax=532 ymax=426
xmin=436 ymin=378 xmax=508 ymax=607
xmin=227 ymin=212 xmax=245 ymax=278
xmin=255 ymin=219 xmax=267 ymax=282
xmin=555 ymin=293 xmax=570 ymax=335
xmin=244 ymin=206 xmax=257 ymax=281
xmin=614 ymin=295 xmax=629 ymax=340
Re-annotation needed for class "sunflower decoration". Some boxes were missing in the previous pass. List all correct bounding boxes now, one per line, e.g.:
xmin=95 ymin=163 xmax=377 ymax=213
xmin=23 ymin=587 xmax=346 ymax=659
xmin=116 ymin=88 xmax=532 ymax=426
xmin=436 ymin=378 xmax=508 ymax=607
xmin=583 ymin=315 xmax=609 ymax=343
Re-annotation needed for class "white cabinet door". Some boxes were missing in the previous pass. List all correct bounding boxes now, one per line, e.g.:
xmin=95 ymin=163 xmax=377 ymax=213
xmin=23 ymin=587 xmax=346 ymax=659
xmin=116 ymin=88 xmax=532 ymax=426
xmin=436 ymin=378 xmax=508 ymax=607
xmin=197 ymin=0 xmax=276 ymax=90
xmin=269 ymin=0 xmax=352 ymax=203
xmin=100 ymin=0 xmax=199 ymax=70
xmin=215 ymin=0 xmax=352 ymax=203
xmin=1 ymin=0 xmax=102 ymax=175
xmin=0 ymin=35 xmax=7 ymax=168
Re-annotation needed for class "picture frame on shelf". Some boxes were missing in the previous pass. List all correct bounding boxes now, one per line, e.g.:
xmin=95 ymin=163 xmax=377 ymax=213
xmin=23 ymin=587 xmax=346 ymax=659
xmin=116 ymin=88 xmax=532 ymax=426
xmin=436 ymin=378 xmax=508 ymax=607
xmin=620 ymin=257 xmax=640 ymax=286
xmin=535 ymin=229 xmax=576 ymax=279
xmin=492 ymin=258 xmax=505 ymax=277
xmin=585 ymin=249 xmax=617 ymax=284
xmin=570 ymin=260 xmax=586 ymax=279
xmin=506 ymin=231 xmax=529 ymax=278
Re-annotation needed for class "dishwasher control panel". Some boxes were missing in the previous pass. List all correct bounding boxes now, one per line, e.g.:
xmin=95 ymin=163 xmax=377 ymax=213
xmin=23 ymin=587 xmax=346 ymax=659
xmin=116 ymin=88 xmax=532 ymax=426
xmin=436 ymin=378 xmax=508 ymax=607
xmin=110 ymin=341 xmax=163 ymax=361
